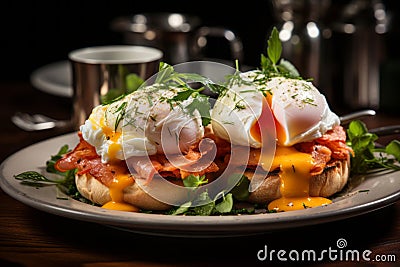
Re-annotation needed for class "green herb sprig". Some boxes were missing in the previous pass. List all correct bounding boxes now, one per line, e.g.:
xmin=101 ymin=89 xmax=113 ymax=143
xmin=347 ymin=120 xmax=400 ymax=175
xmin=166 ymin=174 xmax=234 ymax=216
xmin=224 ymin=27 xmax=303 ymax=94
xmin=261 ymin=27 xmax=301 ymax=79
xmin=14 ymin=145 xmax=91 ymax=203
xmin=156 ymin=62 xmax=226 ymax=95
xmin=155 ymin=63 xmax=227 ymax=126
xmin=162 ymin=173 xmax=258 ymax=216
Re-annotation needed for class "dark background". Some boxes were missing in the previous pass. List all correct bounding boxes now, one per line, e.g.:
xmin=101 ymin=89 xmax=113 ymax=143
xmin=1 ymin=0 xmax=400 ymax=114
xmin=1 ymin=0 xmax=276 ymax=82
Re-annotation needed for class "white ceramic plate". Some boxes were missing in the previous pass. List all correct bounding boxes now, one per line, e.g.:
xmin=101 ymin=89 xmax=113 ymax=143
xmin=30 ymin=60 xmax=73 ymax=98
xmin=1 ymin=133 xmax=399 ymax=237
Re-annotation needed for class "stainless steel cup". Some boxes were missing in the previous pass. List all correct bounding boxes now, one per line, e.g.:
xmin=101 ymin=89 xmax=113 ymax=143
xmin=68 ymin=45 xmax=163 ymax=130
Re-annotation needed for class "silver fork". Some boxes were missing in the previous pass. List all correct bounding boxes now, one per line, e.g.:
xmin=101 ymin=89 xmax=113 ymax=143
xmin=338 ymin=109 xmax=377 ymax=124
xmin=11 ymin=112 xmax=71 ymax=131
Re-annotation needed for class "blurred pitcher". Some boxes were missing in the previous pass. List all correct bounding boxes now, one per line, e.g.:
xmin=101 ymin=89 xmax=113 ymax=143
xmin=110 ymin=12 xmax=243 ymax=65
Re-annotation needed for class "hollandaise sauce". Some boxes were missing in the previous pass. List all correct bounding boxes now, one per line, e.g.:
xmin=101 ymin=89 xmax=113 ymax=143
xmin=266 ymin=146 xmax=332 ymax=211
xmin=99 ymin=124 xmax=139 ymax=212
xmin=102 ymin=173 xmax=140 ymax=212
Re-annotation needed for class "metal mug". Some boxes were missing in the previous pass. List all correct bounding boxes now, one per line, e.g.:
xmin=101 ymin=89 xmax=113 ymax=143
xmin=110 ymin=12 xmax=243 ymax=65
xmin=68 ymin=45 xmax=163 ymax=130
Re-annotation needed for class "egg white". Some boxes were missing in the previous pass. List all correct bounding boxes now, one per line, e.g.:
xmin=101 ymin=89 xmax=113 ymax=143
xmin=211 ymin=72 xmax=264 ymax=148
xmin=211 ymin=71 xmax=340 ymax=147
xmin=80 ymin=84 xmax=204 ymax=163
xmin=267 ymin=76 xmax=340 ymax=146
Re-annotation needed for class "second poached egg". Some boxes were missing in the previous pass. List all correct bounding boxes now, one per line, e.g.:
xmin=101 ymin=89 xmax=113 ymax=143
xmin=211 ymin=71 xmax=340 ymax=148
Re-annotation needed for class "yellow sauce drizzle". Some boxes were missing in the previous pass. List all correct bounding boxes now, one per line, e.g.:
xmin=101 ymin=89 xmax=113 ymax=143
xmin=102 ymin=173 xmax=139 ymax=212
xmin=268 ymin=196 xmax=332 ymax=211
xmin=266 ymin=146 xmax=332 ymax=211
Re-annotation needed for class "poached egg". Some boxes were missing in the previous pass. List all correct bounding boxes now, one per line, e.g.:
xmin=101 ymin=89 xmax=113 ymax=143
xmin=80 ymin=84 xmax=204 ymax=163
xmin=211 ymin=71 xmax=341 ymax=211
xmin=211 ymin=71 xmax=340 ymax=148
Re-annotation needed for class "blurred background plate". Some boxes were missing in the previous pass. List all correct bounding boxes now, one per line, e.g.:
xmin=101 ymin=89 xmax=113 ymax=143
xmin=30 ymin=60 xmax=72 ymax=98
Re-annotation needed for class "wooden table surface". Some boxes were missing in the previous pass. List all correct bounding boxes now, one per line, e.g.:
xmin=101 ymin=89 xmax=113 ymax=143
xmin=0 ymin=82 xmax=399 ymax=267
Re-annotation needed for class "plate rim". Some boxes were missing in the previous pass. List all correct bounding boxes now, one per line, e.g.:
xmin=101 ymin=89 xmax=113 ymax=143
xmin=1 ymin=132 xmax=399 ymax=237
xmin=30 ymin=60 xmax=72 ymax=98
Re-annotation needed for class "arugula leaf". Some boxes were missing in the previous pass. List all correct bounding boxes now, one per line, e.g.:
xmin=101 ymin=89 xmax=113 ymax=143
xmin=155 ymin=62 xmax=175 ymax=84
xmin=14 ymin=168 xmax=78 ymax=193
xmin=156 ymin=62 xmax=226 ymax=94
xmin=171 ymin=89 xmax=197 ymax=102
xmin=101 ymin=89 xmax=125 ymax=105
